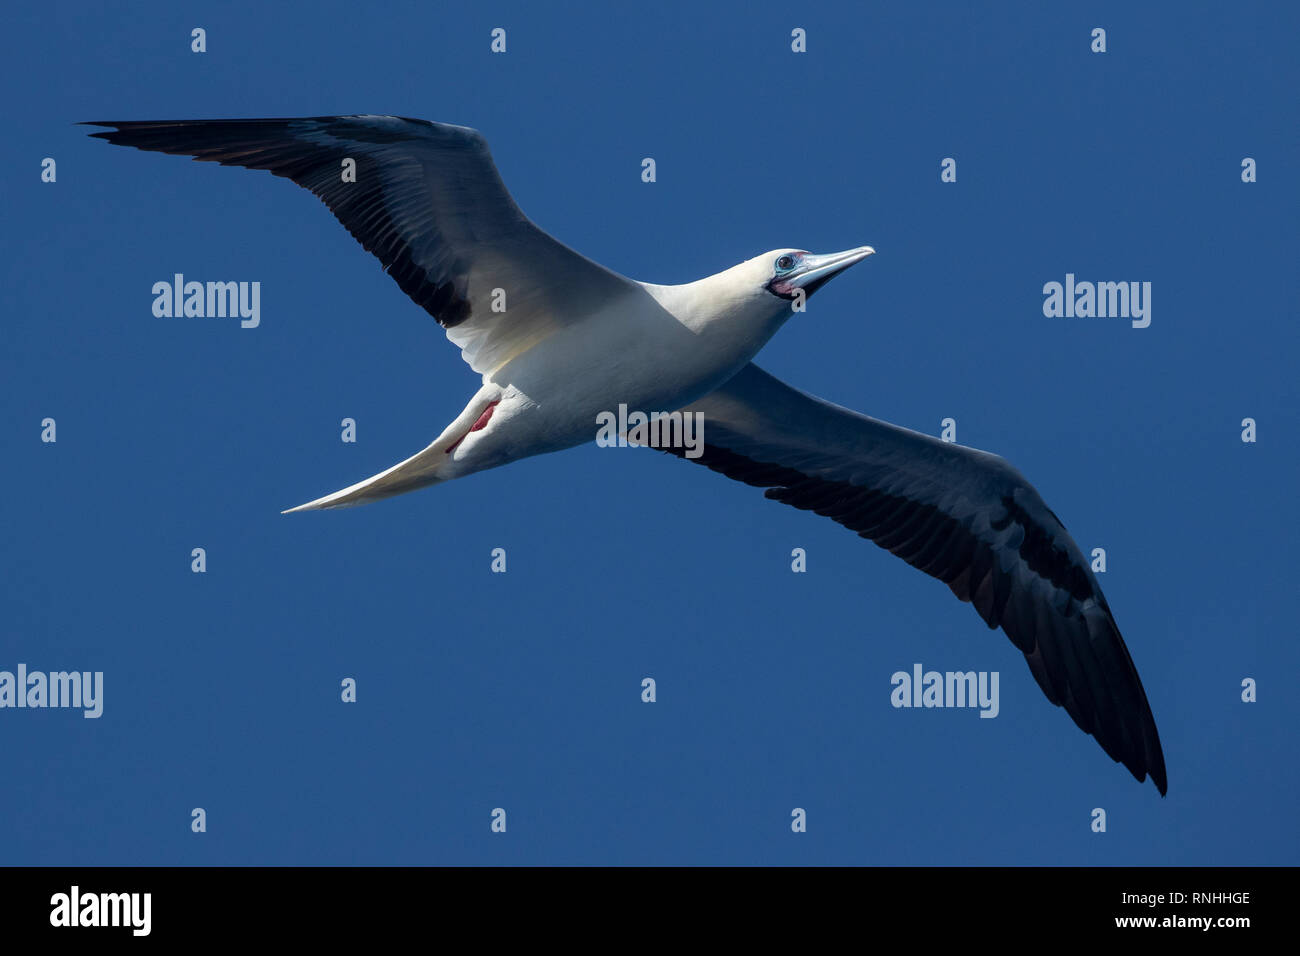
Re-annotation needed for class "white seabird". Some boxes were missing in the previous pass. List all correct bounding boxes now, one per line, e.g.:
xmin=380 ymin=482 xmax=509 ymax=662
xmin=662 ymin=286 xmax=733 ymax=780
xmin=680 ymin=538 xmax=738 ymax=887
xmin=86 ymin=115 xmax=1167 ymax=794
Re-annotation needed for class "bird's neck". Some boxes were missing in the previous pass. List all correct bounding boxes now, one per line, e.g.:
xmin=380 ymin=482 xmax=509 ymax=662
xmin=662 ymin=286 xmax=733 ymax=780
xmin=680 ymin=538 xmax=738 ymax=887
xmin=641 ymin=277 xmax=790 ymax=368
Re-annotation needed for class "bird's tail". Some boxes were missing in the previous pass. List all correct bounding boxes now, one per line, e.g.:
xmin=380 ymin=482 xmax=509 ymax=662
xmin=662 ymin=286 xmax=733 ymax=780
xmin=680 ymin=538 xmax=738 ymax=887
xmin=282 ymin=385 xmax=501 ymax=513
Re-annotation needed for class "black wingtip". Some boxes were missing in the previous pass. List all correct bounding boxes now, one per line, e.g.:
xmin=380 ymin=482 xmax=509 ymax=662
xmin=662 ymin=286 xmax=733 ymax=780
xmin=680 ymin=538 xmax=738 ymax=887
xmin=1151 ymin=760 xmax=1168 ymax=797
xmin=80 ymin=121 xmax=132 ymax=143
xmin=1132 ymin=730 xmax=1167 ymax=796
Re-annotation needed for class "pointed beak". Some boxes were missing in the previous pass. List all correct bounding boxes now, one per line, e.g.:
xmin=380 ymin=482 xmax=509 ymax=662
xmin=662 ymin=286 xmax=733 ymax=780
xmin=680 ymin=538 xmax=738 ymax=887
xmin=790 ymin=245 xmax=876 ymax=292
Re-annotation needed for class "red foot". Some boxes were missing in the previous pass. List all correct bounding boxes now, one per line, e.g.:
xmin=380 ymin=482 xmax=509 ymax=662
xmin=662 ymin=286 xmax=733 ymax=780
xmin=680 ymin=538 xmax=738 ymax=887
xmin=470 ymin=402 xmax=498 ymax=432
xmin=446 ymin=401 xmax=500 ymax=454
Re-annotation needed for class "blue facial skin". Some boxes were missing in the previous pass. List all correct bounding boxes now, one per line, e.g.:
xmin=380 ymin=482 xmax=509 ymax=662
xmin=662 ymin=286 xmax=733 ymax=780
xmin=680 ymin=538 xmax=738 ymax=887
xmin=767 ymin=247 xmax=874 ymax=301
xmin=767 ymin=252 xmax=807 ymax=300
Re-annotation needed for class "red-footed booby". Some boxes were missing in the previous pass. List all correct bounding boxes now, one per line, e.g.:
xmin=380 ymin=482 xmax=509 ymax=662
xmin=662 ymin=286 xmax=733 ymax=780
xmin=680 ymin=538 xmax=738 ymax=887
xmin=86 ymin=115 xmax=1167 ymax=795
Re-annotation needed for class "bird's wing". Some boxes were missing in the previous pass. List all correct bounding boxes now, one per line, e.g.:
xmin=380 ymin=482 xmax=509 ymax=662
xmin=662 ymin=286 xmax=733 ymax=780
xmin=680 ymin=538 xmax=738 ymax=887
xmin=84 ymin=115 xmax=639 ymax=375
xmin=672 ymin=363 xmax=1167 ymax=794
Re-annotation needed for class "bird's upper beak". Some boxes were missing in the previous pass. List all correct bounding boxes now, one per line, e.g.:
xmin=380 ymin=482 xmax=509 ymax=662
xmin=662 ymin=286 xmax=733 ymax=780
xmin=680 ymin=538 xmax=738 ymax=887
xmin=790 ymin=245 xmax=876 ymax=293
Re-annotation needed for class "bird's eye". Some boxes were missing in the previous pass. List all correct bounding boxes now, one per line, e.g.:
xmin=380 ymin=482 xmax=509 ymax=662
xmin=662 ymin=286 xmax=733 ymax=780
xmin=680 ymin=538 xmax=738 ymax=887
xmin=776 ymin=254 xmax=795 ymax=271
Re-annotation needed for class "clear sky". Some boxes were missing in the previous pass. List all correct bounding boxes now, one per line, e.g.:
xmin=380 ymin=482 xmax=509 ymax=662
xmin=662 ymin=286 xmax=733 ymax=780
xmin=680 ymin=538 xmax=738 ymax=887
xmin=1 ymin=0 xmax=1296 ymax=865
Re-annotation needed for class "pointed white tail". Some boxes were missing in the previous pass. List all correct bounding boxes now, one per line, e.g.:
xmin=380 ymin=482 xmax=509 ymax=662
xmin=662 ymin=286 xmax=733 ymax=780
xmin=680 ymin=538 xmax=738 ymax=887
xmin=282 ymin=385 xmax=503 ymax=512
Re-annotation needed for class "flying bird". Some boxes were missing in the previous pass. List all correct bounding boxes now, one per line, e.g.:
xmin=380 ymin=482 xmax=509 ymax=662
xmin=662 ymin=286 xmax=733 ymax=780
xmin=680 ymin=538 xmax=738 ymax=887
xmin=86 ymin=115 xmax=1167 ymax=794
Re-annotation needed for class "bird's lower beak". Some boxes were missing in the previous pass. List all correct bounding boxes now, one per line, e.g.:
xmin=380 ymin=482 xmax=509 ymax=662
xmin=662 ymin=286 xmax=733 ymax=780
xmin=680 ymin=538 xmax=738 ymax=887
xmin=791 ymin=245 xmax=876 ymax=292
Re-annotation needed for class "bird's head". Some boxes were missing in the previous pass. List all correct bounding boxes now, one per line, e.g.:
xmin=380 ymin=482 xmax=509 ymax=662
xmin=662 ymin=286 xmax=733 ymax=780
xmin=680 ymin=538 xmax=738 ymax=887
xmin=759 ymin=246 xmax=876 ymax=302
xmin=666 ymin=245 xmax=876 ymax=330
xmin=652 ymin=243 xmax=876 ymax=381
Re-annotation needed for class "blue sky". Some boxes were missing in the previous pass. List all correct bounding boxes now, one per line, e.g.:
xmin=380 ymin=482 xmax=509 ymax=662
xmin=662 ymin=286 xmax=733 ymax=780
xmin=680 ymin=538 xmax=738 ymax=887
xmin=1 ymin=0 xmax=1296 ymax=865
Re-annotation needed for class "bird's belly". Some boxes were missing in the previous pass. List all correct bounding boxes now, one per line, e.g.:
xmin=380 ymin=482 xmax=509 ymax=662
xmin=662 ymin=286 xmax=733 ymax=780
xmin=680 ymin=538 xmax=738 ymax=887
xmin=505 ymin=308 xmax=739 ymax=414
xmin=455 ymin=308 xmax=742 ymax=473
